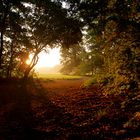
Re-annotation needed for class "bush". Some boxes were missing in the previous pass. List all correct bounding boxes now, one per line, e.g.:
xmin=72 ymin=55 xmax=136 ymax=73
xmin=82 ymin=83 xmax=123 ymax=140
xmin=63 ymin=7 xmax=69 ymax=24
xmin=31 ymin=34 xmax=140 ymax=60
xmin=83 ymin=77 xmax=97 ymax=87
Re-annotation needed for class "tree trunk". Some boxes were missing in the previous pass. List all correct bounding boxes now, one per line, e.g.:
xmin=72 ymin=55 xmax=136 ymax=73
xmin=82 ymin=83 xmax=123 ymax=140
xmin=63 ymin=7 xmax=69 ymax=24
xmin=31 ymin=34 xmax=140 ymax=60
xmin=0 ymin=32 xmax=3 ymax=68
xmin=23 ymin=68 xmax=31 ymax=80
xmin=6 ymin=41 xmax=14 ymax=78
xmin=0 ymin=1 xmax=10 ymax=68
xmin=23 ymin=53 xmax=39 ymax=80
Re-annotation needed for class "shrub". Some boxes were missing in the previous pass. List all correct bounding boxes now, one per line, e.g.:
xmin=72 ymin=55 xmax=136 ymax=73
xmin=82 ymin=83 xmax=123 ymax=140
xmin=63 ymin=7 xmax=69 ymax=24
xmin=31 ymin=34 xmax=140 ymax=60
xmin=83 ymin=77 xmax=97 ymax=87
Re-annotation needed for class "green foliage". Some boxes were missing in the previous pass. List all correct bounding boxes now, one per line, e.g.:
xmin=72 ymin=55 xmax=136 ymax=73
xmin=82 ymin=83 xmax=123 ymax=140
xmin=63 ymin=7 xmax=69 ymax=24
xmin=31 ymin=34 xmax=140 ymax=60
xmin=121 ymin=91 xmax=140 ymax=111
xmin=60 ymin=43 xmax=104 ymax=76
xmin=83 ymin=77 xmax=97 ymax=87
xmin=60 ymin=45 xmax=83 ymax=75
xmin=1 ymin=0 xmax=140 ymax=91
xmin=0 ymin=0 xmax=82 ymax=79
xmin=62 ymin=0 xmax=140 ymax=96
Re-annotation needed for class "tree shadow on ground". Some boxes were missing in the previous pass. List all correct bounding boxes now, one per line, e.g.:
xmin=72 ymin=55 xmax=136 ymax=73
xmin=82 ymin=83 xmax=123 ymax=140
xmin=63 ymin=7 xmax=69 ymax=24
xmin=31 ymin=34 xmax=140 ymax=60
xmin=2 ymin=79 xmax=137 ymax=140
xmin=31 ymin=79 xmax=77 ymax=139
xmin=0 ymin=81 xmax=44 ymax=139
xmin=0 ymin=81 xmax=39 ymax=139
xmin=30 ymin=79 xmax=109 ymax=140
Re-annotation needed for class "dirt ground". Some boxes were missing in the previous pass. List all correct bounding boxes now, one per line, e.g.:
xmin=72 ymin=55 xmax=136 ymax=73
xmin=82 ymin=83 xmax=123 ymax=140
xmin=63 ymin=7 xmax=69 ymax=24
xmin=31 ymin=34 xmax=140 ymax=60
xmin=0 ymin=79 xmax=139 ymax=139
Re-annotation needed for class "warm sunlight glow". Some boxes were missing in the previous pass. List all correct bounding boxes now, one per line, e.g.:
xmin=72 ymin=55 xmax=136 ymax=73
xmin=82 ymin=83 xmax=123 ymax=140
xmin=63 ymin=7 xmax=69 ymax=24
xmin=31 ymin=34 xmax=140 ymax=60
xmin=26 ymin=55 xmax=32 ymax=65
xmin=26 ymin=48 xmax=61 ymax=68
xmin=26 ymin=59 xmax=30 ymax=65
xmin=36 ymin=48 xmax=60 ymax=68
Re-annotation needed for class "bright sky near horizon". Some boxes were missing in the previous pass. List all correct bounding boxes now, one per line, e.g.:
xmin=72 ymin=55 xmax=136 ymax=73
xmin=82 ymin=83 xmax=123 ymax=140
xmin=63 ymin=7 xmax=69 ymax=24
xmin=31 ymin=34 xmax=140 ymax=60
xmin=36 ymin=48 xmax=61 ymax=68
xmin=27 ymin=48 xmax=61 ymax=68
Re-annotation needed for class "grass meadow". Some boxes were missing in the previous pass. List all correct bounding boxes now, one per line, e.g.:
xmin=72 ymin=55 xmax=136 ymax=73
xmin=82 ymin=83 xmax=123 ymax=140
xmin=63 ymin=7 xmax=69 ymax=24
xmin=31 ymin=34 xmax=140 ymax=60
xmin=36 ymin=74 xmax=83 ymax=80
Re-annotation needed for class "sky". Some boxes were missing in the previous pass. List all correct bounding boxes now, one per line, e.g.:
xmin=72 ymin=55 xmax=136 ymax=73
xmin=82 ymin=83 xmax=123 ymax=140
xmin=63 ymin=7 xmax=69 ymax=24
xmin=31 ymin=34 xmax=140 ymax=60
xmin=27 ymin=47 xmax=61 ymax=70
xmin=35 ymin=48 xmax=61 ymax=68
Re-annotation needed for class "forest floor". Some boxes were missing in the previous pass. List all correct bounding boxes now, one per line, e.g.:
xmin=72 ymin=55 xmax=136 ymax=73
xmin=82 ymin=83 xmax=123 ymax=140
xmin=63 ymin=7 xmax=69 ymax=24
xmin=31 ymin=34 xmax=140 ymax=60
xmin=0 ymin=78 xmax=140 ymax=140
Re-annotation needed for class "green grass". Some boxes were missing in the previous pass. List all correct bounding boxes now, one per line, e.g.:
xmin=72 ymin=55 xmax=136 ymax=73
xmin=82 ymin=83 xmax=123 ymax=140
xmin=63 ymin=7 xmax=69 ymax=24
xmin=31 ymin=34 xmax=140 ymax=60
xmin=36 ymin=74 xmax=83 ymax=80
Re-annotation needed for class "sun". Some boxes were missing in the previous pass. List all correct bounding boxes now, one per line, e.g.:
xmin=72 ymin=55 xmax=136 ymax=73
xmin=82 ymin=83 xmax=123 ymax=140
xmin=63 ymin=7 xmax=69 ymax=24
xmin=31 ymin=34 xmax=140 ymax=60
xmin=36 ymin=48 xmax=61 ymax=68
xmin=26 ymin=48 xmax=61 ymax=68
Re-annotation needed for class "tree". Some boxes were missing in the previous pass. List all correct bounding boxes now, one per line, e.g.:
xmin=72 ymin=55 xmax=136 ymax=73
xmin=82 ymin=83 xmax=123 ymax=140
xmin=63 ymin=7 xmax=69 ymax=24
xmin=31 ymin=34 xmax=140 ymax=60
xmin=0 ymin=0 xmax=27 ymax=69
xmin=63 ymin=0 xmax=140 ymax=93
xmin=22 ymin=0 xmax=82 ymax=79
xmin=60 ymin=44 xmax=82 ymax=74
xmin=0 ymin=0 xmax=32 ymax=78
xmin=0 ymin=0 xmax=82 ymax=79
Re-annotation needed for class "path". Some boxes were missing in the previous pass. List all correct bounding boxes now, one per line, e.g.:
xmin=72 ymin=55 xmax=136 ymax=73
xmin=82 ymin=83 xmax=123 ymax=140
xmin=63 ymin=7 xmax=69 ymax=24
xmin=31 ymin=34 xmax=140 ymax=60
xmin=1 ymin=78 xmax=135 ymax=139
xmin=0 ymin=78 xmax=112 ymax=140
xmin=29 ymin=78 xmax=98 ymax=139
xmin=32 ymin=78 xmax=110 ymax=139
